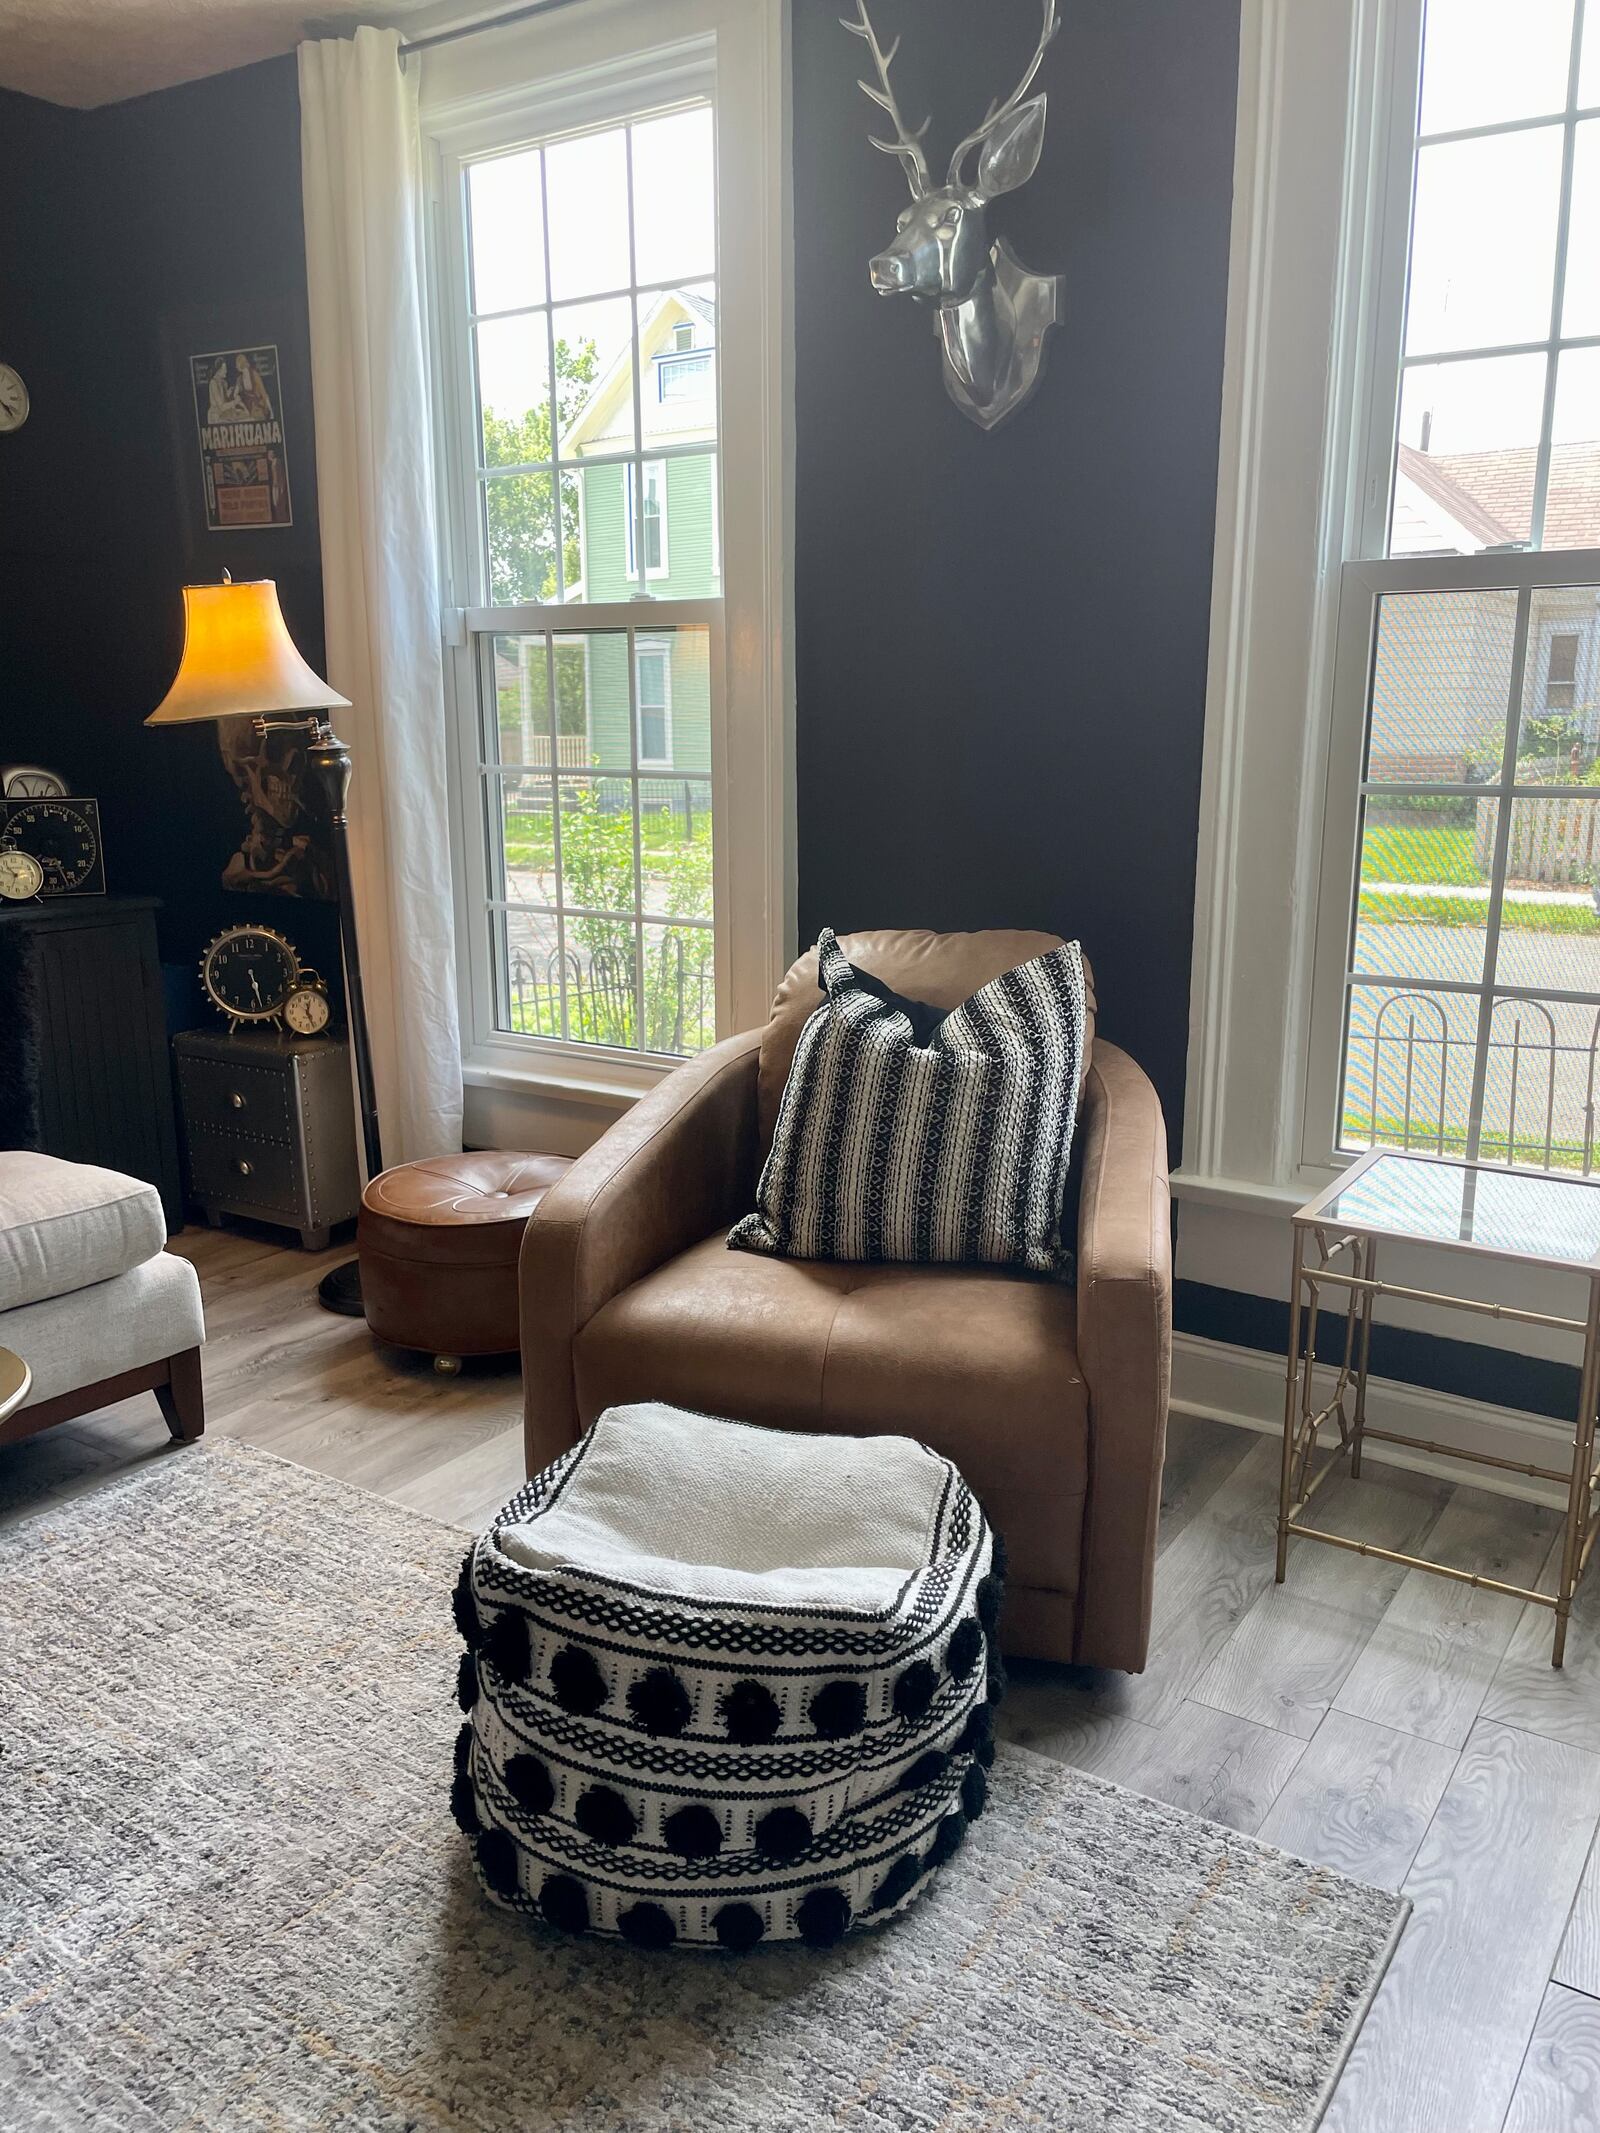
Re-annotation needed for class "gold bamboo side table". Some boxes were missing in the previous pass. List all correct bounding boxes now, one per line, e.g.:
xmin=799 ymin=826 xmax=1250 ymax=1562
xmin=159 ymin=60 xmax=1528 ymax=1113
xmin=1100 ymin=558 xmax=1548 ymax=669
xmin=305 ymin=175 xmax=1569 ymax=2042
xmin=1281 ymin=1146 xmax=1600 ymax=1667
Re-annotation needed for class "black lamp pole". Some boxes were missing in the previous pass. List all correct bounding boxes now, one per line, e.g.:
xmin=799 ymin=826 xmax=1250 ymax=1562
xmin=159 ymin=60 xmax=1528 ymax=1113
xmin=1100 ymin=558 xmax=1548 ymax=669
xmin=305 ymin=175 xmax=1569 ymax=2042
xmin=266 ymin=713 xmax=381 ymax=1316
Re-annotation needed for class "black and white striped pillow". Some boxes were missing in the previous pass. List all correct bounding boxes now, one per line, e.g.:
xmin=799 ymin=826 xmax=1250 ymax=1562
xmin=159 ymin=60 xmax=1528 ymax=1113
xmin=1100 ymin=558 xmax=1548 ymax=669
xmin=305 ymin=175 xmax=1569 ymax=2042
xmin=729 ymin=929 xmax=1087 ymax=1277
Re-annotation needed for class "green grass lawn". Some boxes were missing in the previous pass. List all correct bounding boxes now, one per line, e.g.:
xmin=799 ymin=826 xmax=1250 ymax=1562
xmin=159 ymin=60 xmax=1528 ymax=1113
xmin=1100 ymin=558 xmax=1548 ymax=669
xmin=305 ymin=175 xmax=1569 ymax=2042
xmin=503 ymin=809 xmax=710 ymax=874
xmin=1357 ymin=889 xmax=1600 ymax=934
xmin=1346 ymin=1118 xmax=1594 ymax=1171
xmin=1360 ymin=821 xmax=1481 ymax=887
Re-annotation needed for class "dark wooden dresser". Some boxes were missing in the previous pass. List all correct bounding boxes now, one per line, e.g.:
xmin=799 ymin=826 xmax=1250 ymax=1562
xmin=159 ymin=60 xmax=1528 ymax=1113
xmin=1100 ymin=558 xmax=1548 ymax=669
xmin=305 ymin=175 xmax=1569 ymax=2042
xmin=0 ymin=895 xmax=184 ymax=1229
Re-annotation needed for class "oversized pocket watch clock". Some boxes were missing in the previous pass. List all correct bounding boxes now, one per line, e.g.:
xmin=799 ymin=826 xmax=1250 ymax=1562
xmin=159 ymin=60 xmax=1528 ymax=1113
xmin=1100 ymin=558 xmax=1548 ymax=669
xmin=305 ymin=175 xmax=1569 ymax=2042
xmin=0 ymin=796 xmax=104 ymax=896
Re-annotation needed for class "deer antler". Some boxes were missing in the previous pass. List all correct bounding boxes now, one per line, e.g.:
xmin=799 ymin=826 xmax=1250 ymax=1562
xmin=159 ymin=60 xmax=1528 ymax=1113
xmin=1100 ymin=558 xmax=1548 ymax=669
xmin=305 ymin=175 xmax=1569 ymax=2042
xmin=840 ymin=0 xmax=931 ymax=199
xmin=946 ymin=0 xmax=1059 ymax=190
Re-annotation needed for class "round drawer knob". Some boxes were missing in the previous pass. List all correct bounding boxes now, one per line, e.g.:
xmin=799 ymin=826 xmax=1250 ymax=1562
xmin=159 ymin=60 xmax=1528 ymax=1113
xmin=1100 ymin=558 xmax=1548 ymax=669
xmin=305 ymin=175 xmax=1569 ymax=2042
xmin=228 ymin=1091 xmax=247 ymax=1111
xmin=233 ymin=1157 xmax=254 ymax=1178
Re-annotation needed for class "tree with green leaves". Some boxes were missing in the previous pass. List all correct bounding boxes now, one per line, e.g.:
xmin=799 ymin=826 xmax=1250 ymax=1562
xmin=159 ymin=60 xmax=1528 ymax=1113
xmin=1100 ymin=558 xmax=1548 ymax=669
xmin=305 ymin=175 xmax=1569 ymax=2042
xmin=482 ymin=335 xmax=599 ymax=605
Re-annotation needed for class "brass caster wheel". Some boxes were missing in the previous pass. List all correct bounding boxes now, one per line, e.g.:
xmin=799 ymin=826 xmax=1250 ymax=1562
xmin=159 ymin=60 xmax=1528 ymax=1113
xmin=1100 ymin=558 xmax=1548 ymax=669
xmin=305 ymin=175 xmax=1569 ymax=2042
xmin=433 ymin=1354 xmax=463 ymax=1377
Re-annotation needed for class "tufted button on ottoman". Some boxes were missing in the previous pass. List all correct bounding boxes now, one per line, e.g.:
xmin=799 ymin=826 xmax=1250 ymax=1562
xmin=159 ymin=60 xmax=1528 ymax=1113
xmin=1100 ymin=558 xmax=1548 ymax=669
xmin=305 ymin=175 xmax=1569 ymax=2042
xmin=449 ymin=1402 xmax=1006 ymax=1949
xmin=358 ymin=1151 xmax=572 ymax=1371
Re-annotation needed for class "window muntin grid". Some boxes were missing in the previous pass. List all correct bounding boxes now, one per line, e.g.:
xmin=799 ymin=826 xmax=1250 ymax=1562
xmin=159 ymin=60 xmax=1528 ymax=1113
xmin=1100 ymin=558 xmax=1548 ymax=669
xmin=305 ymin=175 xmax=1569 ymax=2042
xmin=1388 ymin=0 xmax=1600 ymax=556
xmin=455 ymin=98 xmax=721 ymax=1061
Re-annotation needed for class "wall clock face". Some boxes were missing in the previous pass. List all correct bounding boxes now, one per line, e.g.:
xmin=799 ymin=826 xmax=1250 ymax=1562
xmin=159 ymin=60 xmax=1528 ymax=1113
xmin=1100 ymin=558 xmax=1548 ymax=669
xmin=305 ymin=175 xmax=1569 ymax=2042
xmin=0 ymin=797 xmax=104 ymax=895
xmin=200 ymin=925 xmax=301 ymax=1024
xmin=0 ymin=364 xmax=28 ymax=433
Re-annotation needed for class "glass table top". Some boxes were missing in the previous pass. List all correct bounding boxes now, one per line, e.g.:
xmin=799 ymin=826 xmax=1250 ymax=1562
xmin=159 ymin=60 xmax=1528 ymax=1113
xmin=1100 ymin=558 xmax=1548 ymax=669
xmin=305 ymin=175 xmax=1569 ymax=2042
xmin=1302 ymin=1151 xmax=1600 ymax=1270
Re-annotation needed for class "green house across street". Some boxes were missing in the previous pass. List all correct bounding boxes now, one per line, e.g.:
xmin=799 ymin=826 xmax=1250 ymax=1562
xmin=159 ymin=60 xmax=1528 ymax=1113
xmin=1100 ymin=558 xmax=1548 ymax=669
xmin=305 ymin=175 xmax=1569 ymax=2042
xmin=569 ymin=288 xmax=717 ymax=778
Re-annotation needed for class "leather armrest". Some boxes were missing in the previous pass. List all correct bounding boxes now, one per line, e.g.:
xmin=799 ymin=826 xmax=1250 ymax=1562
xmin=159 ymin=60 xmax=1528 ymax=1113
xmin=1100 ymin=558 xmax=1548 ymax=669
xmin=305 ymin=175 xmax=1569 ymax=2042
xmin=1073 ymin=1041 xmax=1172 ymax=1672
xmin=519 ymin=1027 xmax=763 ymax=1472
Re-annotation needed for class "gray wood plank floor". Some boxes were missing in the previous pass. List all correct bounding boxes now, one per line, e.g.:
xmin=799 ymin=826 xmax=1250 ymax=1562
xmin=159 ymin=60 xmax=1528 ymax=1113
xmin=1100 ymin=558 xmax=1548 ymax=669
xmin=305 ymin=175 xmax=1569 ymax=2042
xmin=3 ymin=1223 xmax=1598 ymax=2133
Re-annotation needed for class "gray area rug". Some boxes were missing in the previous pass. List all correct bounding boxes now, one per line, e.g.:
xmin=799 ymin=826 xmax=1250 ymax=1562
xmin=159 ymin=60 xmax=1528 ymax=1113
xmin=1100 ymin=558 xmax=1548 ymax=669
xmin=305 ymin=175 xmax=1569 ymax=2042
xmin=0 ymin=1440 xmax=1406 ymax=2132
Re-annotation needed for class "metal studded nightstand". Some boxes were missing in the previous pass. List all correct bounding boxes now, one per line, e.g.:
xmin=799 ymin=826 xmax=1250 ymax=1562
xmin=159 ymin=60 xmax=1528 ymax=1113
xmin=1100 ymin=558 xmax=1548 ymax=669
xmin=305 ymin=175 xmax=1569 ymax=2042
xmin=174 ymin=1027 xmax=361 ymax=1251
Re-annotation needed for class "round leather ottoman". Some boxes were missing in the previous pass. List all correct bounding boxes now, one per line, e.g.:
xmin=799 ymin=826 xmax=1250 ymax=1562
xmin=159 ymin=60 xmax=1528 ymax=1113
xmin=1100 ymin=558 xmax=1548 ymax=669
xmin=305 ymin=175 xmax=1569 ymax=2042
xmin=358 ymin=1152 xmax=572 ymax=1370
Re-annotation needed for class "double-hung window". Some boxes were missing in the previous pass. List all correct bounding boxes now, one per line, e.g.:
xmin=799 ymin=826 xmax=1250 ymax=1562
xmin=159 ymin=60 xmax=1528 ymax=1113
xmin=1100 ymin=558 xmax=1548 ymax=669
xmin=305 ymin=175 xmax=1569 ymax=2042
xmin=424 ymin=2 xmax=787 ymax=1090
xmin=1308 ymin=0 xmax=1600 ymax=1175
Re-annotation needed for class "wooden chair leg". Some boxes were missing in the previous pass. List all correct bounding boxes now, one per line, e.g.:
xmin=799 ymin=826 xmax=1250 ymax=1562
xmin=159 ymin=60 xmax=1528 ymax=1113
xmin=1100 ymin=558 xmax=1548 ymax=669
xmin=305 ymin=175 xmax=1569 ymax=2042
xmin=154 ymin=1347 xmax=205 ymax=1442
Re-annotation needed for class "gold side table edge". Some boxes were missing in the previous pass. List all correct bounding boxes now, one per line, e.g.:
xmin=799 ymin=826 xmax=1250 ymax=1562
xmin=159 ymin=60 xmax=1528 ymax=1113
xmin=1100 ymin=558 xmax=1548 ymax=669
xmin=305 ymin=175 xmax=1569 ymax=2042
xmin=1278 ymin=1171 xmax=1600 ymax=1671
xmin=0 ymin=1346 xmax=33 ymax=1429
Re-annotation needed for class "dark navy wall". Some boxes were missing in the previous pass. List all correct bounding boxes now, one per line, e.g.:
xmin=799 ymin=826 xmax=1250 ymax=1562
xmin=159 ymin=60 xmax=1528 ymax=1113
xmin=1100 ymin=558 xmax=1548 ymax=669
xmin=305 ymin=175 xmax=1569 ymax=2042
xmin=789 ymin=0 xmax=1241 ymax=1151
xmin=0 ymin=58 xmax=338 ymax=1006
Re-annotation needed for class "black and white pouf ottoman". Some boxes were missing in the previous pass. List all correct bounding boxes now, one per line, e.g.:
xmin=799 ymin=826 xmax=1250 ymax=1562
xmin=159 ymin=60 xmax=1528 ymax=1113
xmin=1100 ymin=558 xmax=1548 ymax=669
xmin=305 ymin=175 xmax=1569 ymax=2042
xmin=449 ymin=1403 xmax=1004 ymax=1951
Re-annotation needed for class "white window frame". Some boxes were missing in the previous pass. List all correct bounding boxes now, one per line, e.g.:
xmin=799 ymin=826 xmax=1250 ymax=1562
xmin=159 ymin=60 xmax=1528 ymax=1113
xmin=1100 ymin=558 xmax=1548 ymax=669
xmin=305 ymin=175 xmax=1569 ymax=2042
xmin=1300 ymin=3 xmax=1600 ymax=1180
xmin=635 ymin=636 xmax=673 ymax=766
xmin=625 ymin=457 xmax=670 ymax=579
xmin=1183 ymin=0 xmax=1600 ymax=1208
xmin=421 ymin=0 xmax=793 ymax=1104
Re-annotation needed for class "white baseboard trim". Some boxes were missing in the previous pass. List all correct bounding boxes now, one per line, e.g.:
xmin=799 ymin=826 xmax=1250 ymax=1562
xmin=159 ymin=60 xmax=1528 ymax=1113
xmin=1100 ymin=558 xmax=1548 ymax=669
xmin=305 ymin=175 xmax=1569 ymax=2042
xmin=1171 ymin=1331 xmax=1575 ymax=1509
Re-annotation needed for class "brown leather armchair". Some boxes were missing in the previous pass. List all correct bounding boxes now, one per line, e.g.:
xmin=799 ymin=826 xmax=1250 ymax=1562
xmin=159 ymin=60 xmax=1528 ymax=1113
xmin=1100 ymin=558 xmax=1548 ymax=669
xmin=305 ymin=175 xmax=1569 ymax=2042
xmin=519 ymin=929 xmax=1172 ymax=1672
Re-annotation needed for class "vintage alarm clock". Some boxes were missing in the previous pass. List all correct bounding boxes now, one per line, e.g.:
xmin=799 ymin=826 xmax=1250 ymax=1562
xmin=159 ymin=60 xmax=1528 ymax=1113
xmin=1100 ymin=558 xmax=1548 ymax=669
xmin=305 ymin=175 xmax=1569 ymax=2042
xmin=0 ymin=847 xmax=45 ymax=901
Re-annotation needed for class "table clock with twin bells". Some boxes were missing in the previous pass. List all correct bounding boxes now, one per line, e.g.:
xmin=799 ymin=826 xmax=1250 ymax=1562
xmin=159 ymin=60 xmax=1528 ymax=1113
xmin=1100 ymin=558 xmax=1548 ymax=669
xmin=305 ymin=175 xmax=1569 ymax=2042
xmin=199 ymin=923 xmax=333 ymax=1037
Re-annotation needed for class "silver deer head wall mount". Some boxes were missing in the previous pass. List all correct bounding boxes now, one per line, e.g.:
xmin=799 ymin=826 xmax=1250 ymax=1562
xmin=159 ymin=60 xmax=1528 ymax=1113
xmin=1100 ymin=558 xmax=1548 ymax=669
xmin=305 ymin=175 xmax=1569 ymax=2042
xmin=844 ymin=0 xmax=1062 ymax=432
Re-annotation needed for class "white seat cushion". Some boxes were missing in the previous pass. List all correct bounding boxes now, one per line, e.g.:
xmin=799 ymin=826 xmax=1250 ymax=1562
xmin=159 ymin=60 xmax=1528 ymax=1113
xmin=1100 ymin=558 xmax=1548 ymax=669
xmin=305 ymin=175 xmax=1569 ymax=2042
xmin=498 ymin=1402 xmax=950 ymax=1610
xmin=0 ymin=1152 xmax=167 ymax=1312
xmin=3 ymin=1252 xmax=204 ymax=1405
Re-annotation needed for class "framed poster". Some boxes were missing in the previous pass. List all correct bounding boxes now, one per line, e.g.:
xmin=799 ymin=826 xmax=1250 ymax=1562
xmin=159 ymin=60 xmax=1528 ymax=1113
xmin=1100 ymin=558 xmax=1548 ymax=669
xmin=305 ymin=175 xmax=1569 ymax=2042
xmin=189 ymin=343 xmax=293 ymax=531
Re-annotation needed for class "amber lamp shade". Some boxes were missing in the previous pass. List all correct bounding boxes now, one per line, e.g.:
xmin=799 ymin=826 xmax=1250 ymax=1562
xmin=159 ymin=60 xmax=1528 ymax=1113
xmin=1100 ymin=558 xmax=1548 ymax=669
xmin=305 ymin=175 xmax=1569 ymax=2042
xmin=146 ymin=578 xmax=350 ymax=725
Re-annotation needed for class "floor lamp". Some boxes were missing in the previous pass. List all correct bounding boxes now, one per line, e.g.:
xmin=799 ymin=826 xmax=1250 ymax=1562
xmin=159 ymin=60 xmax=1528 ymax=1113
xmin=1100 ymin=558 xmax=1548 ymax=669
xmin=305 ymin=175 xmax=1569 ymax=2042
xmin=148 ymin=575 xmax=380 ymax=1315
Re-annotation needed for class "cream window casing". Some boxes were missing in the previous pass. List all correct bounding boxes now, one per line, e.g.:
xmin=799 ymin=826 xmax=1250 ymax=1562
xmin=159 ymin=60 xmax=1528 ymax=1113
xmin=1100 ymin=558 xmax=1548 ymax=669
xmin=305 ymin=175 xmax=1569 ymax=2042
xmin=420 ymin=0 xmax=793 ymax=1105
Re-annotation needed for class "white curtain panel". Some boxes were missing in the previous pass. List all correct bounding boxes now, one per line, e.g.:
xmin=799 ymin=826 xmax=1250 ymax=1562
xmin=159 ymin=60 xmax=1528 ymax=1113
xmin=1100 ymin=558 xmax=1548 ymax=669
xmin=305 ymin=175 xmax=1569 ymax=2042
xmin=298 ymin=26 xmax=462 ymax=1164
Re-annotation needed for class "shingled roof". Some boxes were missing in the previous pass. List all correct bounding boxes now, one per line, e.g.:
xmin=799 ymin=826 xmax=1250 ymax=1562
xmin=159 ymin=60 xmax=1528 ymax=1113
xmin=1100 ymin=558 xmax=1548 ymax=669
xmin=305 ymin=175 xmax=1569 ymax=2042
xmin=1396 ymin=439 xmax=1600 ymax=551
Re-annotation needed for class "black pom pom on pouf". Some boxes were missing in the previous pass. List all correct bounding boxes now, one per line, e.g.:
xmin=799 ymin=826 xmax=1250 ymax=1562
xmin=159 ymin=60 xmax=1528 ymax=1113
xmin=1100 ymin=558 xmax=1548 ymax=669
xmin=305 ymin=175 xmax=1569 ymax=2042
xmin=451 ymin=1551 xmax=480 ymax=1646
xmin=808 ymin=1679 xmax=867 ymax=1741
xmin=480 ymin=1606 xmax=531 ymax=1685
xmin=627 ymin=1666 xmax=693 ymax=1737
xmin=449 ymin=1768 xmax=481 ymax=1835
xmin=945 ymin=1617 xmax=985 ymax=1680
xmin=795 ymin=1886 xmax=852 ymax=1948
xmin=975 ymin=1572 xmax=1004 ymax=1634
xmin=892 ymin=1659 xmax=938 ymax=1722
xmin=540 ymin=1873 xmax=590 ymax=1935
xmin=663 ymin=1804 xmax=724 ymax=1859
xmin=899 ymin=1748 xmax=950 ymax=1793
xmin=960 ymin=1762 xmax=989 ymax=1822
xmin=574 ymin=1784 xmax=637 ymax=1846
xmin=453 ymin=1721 xmax=474 ymax=1778
xmin=870 ymin=1852 xmax=924 ymax=1914
xmin=618 ymin=1901 xmax=677 ymax=1950
xmin=925 ymin=1809 xmax=967 ymax=1869
xmin=476 ymin=1826 xmax=521 ymax=1898
xmin=719 ymin=1678 xmax=782 ymax=1744
xmin=987 ymin=1655 xmax=1008 ymax=1706
xmin=753 ymin=1805 xmax=812 ymax=1861
xmin=713 ymin=1902 xmax=767 ymax=1951
xmin=504 ymin=1753 xmax=556 ymax=1817
xmin=550 ymin=1643 xmax=608 ymax=1715
xmin=455 ymin=1650 xmax=479 ymax=1713
xmin=956 ymin=1701 xmax=994 ymax=1756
